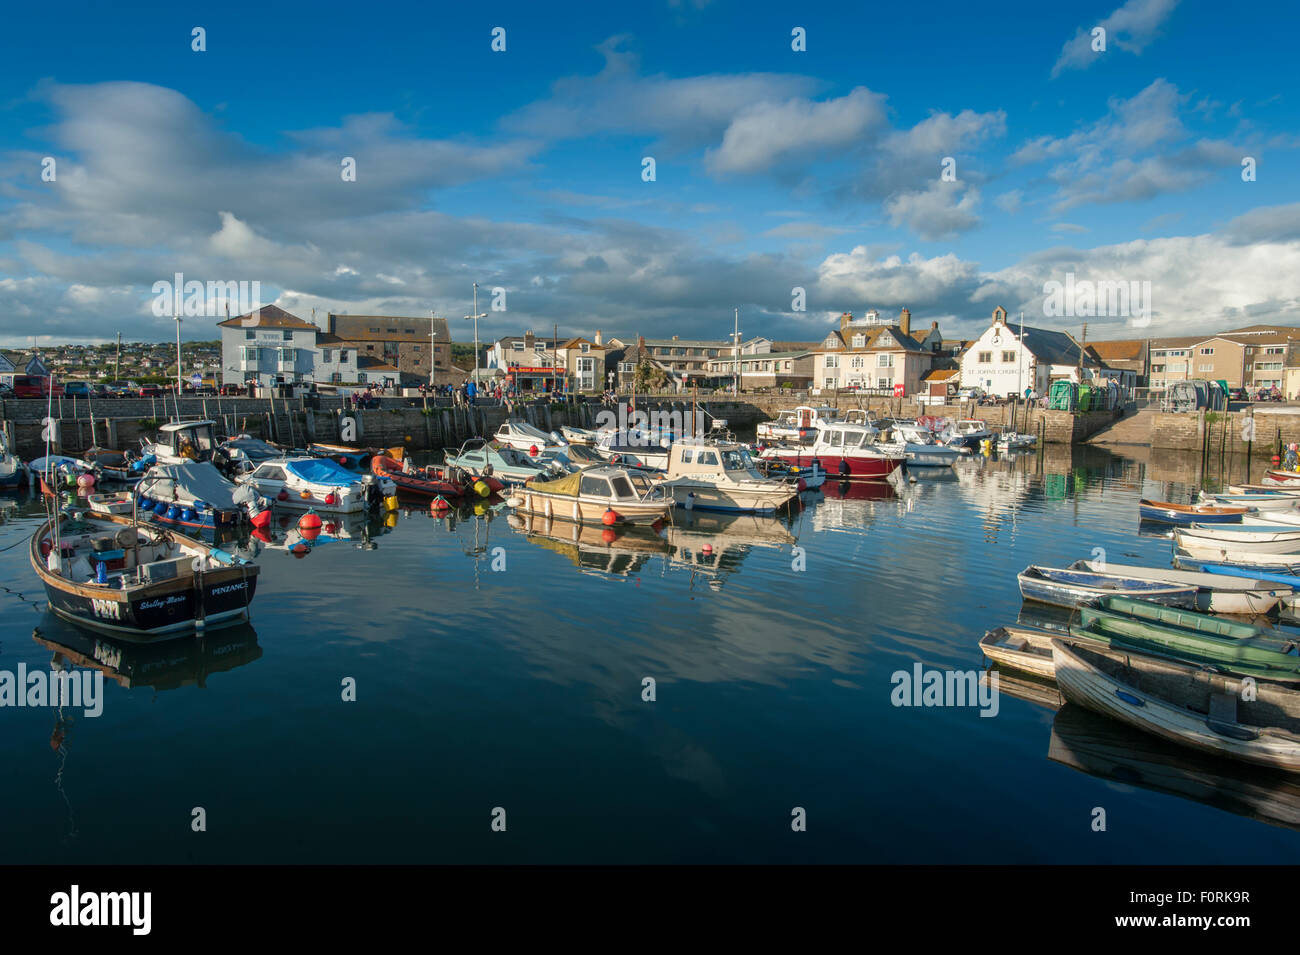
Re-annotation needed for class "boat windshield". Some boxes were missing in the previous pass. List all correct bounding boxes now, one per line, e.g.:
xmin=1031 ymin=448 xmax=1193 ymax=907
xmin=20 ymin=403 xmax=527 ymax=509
xmin=722 ymin=448 xmax=754 ymax=471
xmin=610 ymin=475 xmax=640 ymax=500
xmin=625 ymin=472 xmax=654 ymax=497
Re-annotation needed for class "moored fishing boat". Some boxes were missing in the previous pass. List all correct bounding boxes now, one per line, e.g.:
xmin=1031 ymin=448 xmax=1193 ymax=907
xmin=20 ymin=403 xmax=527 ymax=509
xmin=507 ymin=466 xmax=672 ymax=525
xmin=996 ymin=431 xmax=1038 ymax=451
xmin=756 ymin=406 xmax=839 ymax=444
xmin=877 ymin=422 xmax=961 ymax=468
xmin=30 ymin=510 xmax=259 ymax=639
xmin=941 ymin=419 xmax=993 ymax=449
xmin=1052 ymin=639 xmax=1300 ymax=773
xmin=657 ymin=438 xmax=798 ymax=513
xmin=759 ymin=421 xmax=904 ymax=481
xmin=136 ymin=462 xmax=258 ymax=532
xmin=1138 ymin=498 xmax=1248 ymax=525
xmin=1018 ymin=565 xmax=1198 ymax=609
xmin=140 ymin=420 xmax=221 ymax=466
xmin=1069 ymin=558 xmax=1290 ymax=614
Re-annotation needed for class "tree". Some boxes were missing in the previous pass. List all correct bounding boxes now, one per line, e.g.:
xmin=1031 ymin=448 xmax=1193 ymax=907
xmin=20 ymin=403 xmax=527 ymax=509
xmin=634 ymin=359 xmax=667 ymax=391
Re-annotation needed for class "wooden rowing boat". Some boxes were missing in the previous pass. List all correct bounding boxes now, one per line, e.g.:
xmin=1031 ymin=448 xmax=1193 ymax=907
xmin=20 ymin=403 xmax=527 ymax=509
xmin=1175 ymin=525 xmax=1300 ymax=552
xmin=1138 ymin=498 xmax=1247 ymax=525
xmin=980 ymin=626 xmax=1057 ymax=678
xmin=1052 ymin=639 xmax=1300 ymax=773
xmin=1069 ymin=558 xmax=1289 ymax=614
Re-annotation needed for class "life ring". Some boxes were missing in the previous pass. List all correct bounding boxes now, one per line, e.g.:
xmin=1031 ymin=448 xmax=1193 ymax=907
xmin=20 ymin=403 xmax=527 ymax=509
xmin=611 ymin=454 xmax=622 ymax=464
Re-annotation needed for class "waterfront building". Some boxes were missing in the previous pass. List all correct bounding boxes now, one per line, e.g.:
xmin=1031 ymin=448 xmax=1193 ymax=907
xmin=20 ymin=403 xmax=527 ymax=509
xmin=959 ymin=306 xmax=1100 ymax=398
xmin=813 ymin=308 xmax=935 ymax=396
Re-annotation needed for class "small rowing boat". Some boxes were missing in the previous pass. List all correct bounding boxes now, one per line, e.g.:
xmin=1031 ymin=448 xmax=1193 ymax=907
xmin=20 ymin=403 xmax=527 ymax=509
xmin=1018 ymin=565 xmax=1197 ymax=609
xmin=1069 ymin=558 xmax=1289 ymax=614
xmin=1052 ymin=639 xmax=1300 ymax=773
xmin=1176 ymin=525 xmax=1300 ymax=552
xmin=980 ymin=626 xmax=1057 ymax=678
xmin=1138 ymin=499 xmax=1247 ymax=525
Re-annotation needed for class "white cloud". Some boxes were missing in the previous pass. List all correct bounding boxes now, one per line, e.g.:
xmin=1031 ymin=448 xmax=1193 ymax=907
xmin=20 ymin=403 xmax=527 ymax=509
xmin=1051 ymin=0 xmax=1181 ymax=77
xmin=883 ymin=182 xmax=982 ymax=241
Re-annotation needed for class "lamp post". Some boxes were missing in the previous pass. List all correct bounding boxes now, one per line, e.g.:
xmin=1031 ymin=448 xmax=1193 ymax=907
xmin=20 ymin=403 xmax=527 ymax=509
xmin=173 ymin=311 xmax=183 ymax=400
xmin=732 ymin=307 xmax=741 ymax=396
xmin=464 ymin=282 xmax=487 ymax=389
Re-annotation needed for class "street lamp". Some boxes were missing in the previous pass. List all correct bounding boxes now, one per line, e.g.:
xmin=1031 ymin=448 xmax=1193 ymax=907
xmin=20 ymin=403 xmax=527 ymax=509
xmin=464 ymin=282 xmax=487 ymax=389
xmin=173 ymin=311 xmax=183 ymax=404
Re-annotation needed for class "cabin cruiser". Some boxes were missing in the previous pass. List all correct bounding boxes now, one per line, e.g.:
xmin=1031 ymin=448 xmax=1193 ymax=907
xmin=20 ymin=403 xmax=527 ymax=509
xmin=236 ymin=457 xmax=396 ymax=513
xmin=757 ymin=406 xmax=839 ymax=444
xmin=493 ymin=419 xmax=568 ymax=454
xmin=759 ymin=421 xmax=905 ymax=481
xmin=31 ymin=509 xmax=258 ymax=639
xmin=593 ymin=428 xmax=672 ymax=470
xmin=876 ymin=422 xmax=961 ymax=468
xmin=657 ymin=438 xmax=798 ymax=513
xmin=507 ymin=466 xmax=672 ymax=525
xmin=136 ymin=461 xmax=261 ymax=532
xmin=141 ymin=420 xmax=221 ymax=466
xmin=941 ymin=419 xmax=993 ymax=450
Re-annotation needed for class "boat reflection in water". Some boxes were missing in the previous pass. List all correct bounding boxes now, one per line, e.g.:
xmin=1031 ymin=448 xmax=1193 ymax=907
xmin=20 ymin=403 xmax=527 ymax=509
xmin=1048 ymin=703 xmax=1300 ymax=834
xmin=34 ymin=615 xmax=262 ymax=693
xmin=507 ymin=510 xmax=669 ymax=578
xmin=241 ymin=506 xmax=395 ymax=557
xmin=810 ymin=478 xmax=897 ymax=533
xmin=663 ymin=510 xmax=798 ymax=590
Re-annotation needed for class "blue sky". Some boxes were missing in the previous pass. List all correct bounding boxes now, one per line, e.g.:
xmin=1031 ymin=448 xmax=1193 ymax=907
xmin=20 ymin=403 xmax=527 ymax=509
xmin=0 ymin=0 xmax=1296 ymax=346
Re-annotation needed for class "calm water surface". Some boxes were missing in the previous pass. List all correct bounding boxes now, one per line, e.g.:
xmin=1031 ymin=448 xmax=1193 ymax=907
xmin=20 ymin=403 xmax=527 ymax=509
xmin=2 ymin=445 xmax=1297 ymax=863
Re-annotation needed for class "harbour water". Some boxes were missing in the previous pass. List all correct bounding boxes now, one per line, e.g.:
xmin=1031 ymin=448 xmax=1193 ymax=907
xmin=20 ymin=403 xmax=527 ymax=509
xmin=3 ymin=444 xmax=1299 ymax=864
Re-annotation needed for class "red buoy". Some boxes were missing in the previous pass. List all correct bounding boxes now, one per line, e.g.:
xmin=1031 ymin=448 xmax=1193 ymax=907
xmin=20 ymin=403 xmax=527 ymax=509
xmin=277 ymin=489 xmax=289 ymax=501
xmin=702 ymin=543 xmax=713 ymax=554
xmin=601 ymin=527 xmax=617 ymax=544
xmin=529 ymin=444 xmax=539 ymax=456
xmin=324 ymin=492 xmax=338 ymax=505
xmin=291 ymin=542 xmax=309 ymax=558
xmin=430 ymin=496 xmax=450 ymax=511
xmin=250 ymin=508 xmax=272 ymax=528
xmin=602 ymin=508 xmax=619 ymax=526
xmin=299 ymin=511 xmax=323 ymax=531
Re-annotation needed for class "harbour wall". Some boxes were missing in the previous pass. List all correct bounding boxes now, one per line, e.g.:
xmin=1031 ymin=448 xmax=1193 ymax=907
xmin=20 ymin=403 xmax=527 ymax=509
xmin=1150 ymin=410 xmax=1300 ymax=458
xmin=0 ymin=394 xmax=1119 ymax=457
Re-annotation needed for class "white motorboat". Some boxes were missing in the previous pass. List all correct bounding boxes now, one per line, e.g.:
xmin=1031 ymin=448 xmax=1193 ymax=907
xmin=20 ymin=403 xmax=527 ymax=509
xmin=507 ymin=466 xmax=672 ymax=525
xmin=997 ymin=431 xmax=1038 ymax=451
xmin=878 ymin=422 xmax=961 ymax=468
xmin=135 ymin=461 xmax=261 ymax=533
xmin=756 ymin=406 xmax=839 ymax=444
xmin=559 ymin=425 xmax=599 ymax=446
xmin=493 ymin=419 xmax=567 ymax=454
xmin=941 ymin=419 xmax=993 ymax=449
xmin=236 ymin=457 xmax=396 ymax=513
xmin=1178 ymin=524 xmax=1300 ymax=549
xmin=657 ymin=438 xmax=799 ymax=513
xmin=759 ymin=421 xmax=904 ymax=481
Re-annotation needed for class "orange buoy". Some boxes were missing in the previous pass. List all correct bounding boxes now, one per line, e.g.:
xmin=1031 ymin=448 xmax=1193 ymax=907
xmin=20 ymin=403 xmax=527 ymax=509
xmin=290 ymin=541 xmax=309 ymax=558
xmin=299 ymin=511 xmax=323 ymax=531
xmin=430 ymin=496 xmax=450 ymax=511
xmin=299 ymin=490 xmax=312 ymax=499
xmin=602 ymin=508 xmax=619 ymax=526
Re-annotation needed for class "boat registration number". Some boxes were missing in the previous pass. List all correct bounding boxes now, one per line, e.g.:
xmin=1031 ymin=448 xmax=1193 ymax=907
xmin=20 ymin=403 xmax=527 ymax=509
xmin=91 ymin=597 xmax=122 ymax=620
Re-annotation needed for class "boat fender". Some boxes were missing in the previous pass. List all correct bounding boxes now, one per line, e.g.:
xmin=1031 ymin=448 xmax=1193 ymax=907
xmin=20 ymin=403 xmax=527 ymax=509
xmin=838 ymin=459 xmax=850 ymax=476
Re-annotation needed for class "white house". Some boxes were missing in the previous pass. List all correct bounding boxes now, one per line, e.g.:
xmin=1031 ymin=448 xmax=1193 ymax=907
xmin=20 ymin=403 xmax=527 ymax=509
xmin=959 ymin=306 xmax=1099 ymax=398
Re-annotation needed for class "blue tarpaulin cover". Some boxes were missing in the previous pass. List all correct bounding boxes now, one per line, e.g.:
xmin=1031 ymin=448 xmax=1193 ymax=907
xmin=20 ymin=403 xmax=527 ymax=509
xmin=285 ymin=457 xmax=361 ymax=487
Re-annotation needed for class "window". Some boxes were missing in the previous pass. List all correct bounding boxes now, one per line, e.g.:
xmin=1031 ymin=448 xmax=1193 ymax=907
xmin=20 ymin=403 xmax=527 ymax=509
xmin=824 ymin=377 xmax=836 ymax=389
xmin=357 ymin=373 xmax=367 ymax=384
xmin=825 ymin=355 xmax=839 ymax=369
xmin=245 ymin=330 xmax=255 ymax=340
xmin=978 ymin=351 xmax=992 ymax=363
xmin=878 ymin=377 xmax=891 ymax=389
xmin=581 ymin=343 xmax=590 ymax=353
xmin=279 ymin=348 xmax=296 ymax=363
xmin=254 ymin=465 xmax=287 ymax=481
xmin=240 ymin=346 xmax=259 ymax=362
xmin=339 ymin=350 xmax=348 ymax=362
xmin=1002 ymin=351 xmax=1017 ymax=363
xmin=1256 ymin=361 xmax=1283 ymax=370
xmin=387 ymin=328 xmax=396 ymax=333
xmin=331 ymin=372 xmax=342 ymax=383
xmin=1266 ymin=347 xmax=1285 ymax=355
xmin=1198 ymin=363 xmax=1214 ymax=372
xmin=322 ymin=349 xmax=332 ymax=363
xmin=404 ymin=329 xmax=414 ymax=335
xmin=697 ymin=450 xmax=719 ymax=466
xmin=852 ymin=334 xmax=865 ymax=348
xmin=679 ymin=449 xmax=693 ymax=465
xmin=512 ymin=342 xmax=524 ymax=351
xmin=878 ymin=354 xmax=893 ymax=367
xmin=579 ymin=475 xmax=611 ymax=497
xmin=369 ymin=327 xmax=380 ymax=333
xmin=1199 ymin=347 xmax=1214 ymax=355
xmin=851 ymin=357 xmax=864 ymax=370
xmin=1151 ymin=364 xmax=1165 ymax=373
xmin=619 ymin=362 xmax=633 ymax=373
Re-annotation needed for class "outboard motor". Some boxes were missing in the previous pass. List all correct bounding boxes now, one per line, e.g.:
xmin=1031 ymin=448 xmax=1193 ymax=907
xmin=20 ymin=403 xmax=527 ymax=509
xmin=361 ymin=473 xmax=381 ymax=508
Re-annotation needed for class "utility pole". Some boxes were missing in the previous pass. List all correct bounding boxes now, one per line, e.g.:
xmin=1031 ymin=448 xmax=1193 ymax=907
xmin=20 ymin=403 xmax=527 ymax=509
xmin=430 ymin=310 xmax=438 ymax=386
xmin=174 ymin=311 xmax=183 ymax=397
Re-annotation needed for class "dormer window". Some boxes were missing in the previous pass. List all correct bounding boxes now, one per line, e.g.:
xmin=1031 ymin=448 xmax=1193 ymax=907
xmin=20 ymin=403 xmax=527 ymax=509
xmin=851 ymin=335 xmax=865 ymax=349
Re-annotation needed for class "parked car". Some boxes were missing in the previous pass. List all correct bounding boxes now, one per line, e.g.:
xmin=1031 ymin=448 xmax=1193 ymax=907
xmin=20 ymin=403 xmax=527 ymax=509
xmin=219 ymin=383 xmax=246 ymax=396
xmin=7 ymin=375 xmax=62 ymax=398
xmin=194 ymin=384 xmax=217 ymax=396
xmin=1229 ymin=387 xmax=1250 ymax=402
xmin=137 ymin=385 xmax=163 ymax=398
xmin=957 ymin=387 xmax=985 ymax=401
xmin=62 ymin=381 xmax=93 ymax=397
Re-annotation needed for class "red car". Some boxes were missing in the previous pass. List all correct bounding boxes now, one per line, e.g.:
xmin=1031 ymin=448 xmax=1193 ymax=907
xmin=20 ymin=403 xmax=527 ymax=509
xmin=137 ymin=385 xmax=163 ymax=398
xmin=219 ymin=383 xmax=246 ymax=396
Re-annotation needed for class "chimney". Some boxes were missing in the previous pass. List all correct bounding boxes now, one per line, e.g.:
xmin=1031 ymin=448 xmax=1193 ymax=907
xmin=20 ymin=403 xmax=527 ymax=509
xmin=594 ymin=329 xmax=602 ymax=346
xmin=900 ymin=308 xmax=911 ymax=337
xmin=840 ymin=311 xmax=853 ymax=332
xmin=638 ymin=335 xmax=645 ymax=349
xmin=524 ymin=330 xmax=535 ymax=351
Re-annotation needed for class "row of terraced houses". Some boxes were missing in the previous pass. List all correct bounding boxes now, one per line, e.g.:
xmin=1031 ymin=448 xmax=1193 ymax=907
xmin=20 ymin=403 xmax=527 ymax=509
xmin=210 ymin=304 xmax=1300 ymax=399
